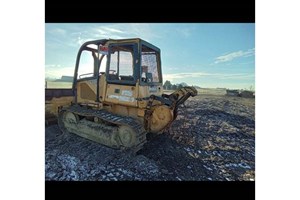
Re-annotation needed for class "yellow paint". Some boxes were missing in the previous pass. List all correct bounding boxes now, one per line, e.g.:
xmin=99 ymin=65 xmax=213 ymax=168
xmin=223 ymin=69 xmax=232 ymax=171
xmin=149 ymin=105 xmax=173 ymax=133
xmin=137 ymin=108 xmax=145 ymax=117
xmin=105 ymin=84 xmax=137 ymax=107
xmin=46 ymin=96 xmax=73 ymax=116
xmin=138 ymin=85 xmax=163 ymax=98
xmin=77 ymin=79 xmax=97 ymax=104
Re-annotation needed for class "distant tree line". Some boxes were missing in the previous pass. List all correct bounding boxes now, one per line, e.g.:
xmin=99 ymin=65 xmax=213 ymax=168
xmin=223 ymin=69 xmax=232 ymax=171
xmin=163 ymin=80 xmax=184 ymax=90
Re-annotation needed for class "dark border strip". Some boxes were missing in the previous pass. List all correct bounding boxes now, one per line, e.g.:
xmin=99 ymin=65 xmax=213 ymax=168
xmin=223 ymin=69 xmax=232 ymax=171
xmin=45 ymin=181 xmax=255 ymax=200
xmin=45 ymin=0 xmax=255 ymax=23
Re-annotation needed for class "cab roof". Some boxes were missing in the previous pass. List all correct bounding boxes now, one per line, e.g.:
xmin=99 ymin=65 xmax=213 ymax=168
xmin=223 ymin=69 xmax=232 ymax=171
xmin=80 ymin=38 xmax=160 ymax=52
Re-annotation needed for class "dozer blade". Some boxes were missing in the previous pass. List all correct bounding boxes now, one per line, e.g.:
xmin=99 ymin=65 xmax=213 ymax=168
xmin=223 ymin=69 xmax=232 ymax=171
xmin=168 ymin=86 xmax=198 ymax=119
xmin=166 ymin=86 xmax=198 ymax=107
xmin=145 ymin=86 xmax=198 ymax=133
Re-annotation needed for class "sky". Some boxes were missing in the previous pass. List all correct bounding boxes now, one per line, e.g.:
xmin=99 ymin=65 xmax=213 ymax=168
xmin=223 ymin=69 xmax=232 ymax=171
xmin=45 ymin=23 xmax=255 ymax=89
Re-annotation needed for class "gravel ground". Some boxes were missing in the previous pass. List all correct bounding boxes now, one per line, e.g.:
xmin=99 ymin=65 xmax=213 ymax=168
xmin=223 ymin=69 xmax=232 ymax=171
xmin=45 ymin=94 xmax=255 ymax=181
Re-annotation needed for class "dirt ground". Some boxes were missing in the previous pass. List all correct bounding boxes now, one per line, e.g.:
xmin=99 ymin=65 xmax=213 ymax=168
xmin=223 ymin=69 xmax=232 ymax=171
xmin=45 ymin=94 xmax=255 ymax=181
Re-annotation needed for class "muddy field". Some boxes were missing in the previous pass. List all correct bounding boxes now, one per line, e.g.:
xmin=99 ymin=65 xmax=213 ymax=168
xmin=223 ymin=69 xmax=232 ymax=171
xmin=45 ymin=94 xmax=255 ymax=181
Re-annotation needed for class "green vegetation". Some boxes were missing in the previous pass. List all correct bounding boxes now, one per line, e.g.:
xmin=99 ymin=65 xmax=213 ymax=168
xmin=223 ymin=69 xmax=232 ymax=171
xmin=163 ymin=80 xmax=189 ymax=90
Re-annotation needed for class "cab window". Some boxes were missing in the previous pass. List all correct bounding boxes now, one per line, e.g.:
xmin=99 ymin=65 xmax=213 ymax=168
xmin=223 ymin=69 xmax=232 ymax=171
xmin=108 ymin=44 xmax=135 ymax=82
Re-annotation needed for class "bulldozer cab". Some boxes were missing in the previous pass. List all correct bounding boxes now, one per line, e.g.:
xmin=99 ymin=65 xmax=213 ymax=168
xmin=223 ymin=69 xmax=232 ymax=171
xmin=54 ymin=38 xmax=197 ymax=151
xmin=106 ymin=39 xmax=162 ymax=86
xmin=73 ymin=38 xmax=163 ymax=105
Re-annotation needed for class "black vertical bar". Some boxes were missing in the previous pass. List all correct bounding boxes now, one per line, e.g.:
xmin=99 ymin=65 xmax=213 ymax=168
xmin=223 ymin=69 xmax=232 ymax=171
xmin=117 ymin=50 xmax=120 ymax=76
xmin=72 ymin=47 xmax=83 ymax=104
xmin=96 ymin=45 xmax=100 ymax=102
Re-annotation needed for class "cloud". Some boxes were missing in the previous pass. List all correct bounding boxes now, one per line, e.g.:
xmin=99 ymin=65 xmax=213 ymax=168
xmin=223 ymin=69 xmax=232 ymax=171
xmin=164 ymin=72 xmax=210 ymax=80
xmin=214 ymin=48 xmax=255 ymax=64
xmin=48 ymin=28 xmax=67 ymax=36
xmin=163 ymin=72 xmax=254 ymax=82
xmin=177 ymin=27 xmax=195 ymax=38
xmin=78 ymin=24 xmax=163 ymax=44
xmin=45 ymin=64 xmax=61 ymax=68
xmin=217 ymin=73 xmax=254 ymax=80
xmin=102 ymin=27 xmax=125 ymax=34
xmin=47 ymin=24 xmax=163 ymax=50
xmin=45 ymin=66 xmax=74 ymax=79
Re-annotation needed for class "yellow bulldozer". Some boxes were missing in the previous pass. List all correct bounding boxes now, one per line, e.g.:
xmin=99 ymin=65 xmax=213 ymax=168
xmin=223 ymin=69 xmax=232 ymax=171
xmin=46 ymin=38 xmax=197 ymax=152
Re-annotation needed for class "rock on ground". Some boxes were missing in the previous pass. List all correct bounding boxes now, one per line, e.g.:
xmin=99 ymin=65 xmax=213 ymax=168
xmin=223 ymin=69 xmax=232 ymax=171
xmin=45 ymin=94 xmax=255 ymax=181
